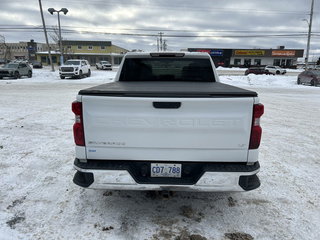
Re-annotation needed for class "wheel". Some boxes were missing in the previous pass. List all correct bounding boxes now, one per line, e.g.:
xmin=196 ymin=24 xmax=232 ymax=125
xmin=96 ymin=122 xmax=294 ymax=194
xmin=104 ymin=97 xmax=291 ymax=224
xmin=310 ymin=80 xmax=316 ymax=86
xmin=60 ymin=75 xmax=65 ymax=79
xmin=78 ymin=70 xmax=83 ymax=79
xmin=87 ymin=69 xmax=91 ymax=77
xmin=96 ymin=65 xmax=99 ymax=69
xmin=27 ymin=71 xmax=32 ymax=78
xmin=276 ymin=70 xmax=280 ymax=75
xmin=13 ymin=71 xmax=20 ymax=79
xmin=297 ymin=78 xmax=301 ymax=85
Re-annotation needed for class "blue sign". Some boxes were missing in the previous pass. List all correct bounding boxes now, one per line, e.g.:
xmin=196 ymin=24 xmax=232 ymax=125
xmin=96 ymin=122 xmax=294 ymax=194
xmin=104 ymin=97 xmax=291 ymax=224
xmin=210 ymin=50 xmax=223 ymax=56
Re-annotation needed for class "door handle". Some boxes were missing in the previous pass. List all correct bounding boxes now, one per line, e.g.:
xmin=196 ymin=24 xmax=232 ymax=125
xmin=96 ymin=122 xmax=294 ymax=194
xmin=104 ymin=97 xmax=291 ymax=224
xmin=153 ymin=102 xmax=181 ymax=109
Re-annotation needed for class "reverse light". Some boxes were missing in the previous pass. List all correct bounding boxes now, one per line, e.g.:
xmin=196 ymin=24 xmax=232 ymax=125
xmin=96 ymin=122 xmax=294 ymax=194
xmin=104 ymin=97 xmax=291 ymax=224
xmin=72 ymin=101 xmax=85 ymax=146
xmin=249 ymin=104 xmax=264 ymax=149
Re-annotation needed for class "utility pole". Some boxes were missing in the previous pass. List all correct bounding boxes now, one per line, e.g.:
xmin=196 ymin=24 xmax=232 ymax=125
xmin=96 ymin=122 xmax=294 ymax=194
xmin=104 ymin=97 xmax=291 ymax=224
xmin=305 ymin=0 xmax=314 ymax=70
xmin=157 ymin=37 xmax=159 ymax=52
xmin=163 ymin=40 xmax=167 ymax=51
xmin=159 ymin=32 xmax=163 ymax=52
xmin=38 ymin=0 xmax=54 ymax=71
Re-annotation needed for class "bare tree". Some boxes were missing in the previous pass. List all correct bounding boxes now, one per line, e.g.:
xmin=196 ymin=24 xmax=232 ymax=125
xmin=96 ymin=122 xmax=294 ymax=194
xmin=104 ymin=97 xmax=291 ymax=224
xmin=49 ymin=26 xmax=73 ymax=59
xmin=49 ymin=26 xmax=60 ymax=46
xmin=0 ymin=34 xmax=11 ymax=61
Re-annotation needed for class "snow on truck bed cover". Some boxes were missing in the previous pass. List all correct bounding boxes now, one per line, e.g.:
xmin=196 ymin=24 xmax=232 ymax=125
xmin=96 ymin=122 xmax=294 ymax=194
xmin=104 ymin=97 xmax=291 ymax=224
xmin=78 ymin=81 xmax=258 ymax=97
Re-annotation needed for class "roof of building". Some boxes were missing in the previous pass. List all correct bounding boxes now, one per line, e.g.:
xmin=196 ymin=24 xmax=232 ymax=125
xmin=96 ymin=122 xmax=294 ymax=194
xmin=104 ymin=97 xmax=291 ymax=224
xmin=61 ymin=40 xmax=112 ymax=46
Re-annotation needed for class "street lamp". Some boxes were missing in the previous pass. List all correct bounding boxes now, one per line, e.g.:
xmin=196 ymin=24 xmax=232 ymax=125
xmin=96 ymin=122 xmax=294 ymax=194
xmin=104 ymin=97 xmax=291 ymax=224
xmin=48 ymin=8 xmax=68 ymax=65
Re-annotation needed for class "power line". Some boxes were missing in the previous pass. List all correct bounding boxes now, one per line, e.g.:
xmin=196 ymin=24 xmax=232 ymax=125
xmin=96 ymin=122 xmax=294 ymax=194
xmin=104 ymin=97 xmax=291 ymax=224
xmin=1 ymin=27 xmax=319 ymax=39
xmin=36 ymin=0 xmax=311 ymax=15
xmin=1 ymin=24 xmax=319 ymax=34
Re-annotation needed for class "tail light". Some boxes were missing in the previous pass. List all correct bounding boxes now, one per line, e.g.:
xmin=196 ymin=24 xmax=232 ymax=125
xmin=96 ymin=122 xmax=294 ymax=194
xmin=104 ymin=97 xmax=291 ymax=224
xmin=72 ymin=101 xmax=85 ymax=146
xmin=249 ymin=104 xmax=264 ymax=149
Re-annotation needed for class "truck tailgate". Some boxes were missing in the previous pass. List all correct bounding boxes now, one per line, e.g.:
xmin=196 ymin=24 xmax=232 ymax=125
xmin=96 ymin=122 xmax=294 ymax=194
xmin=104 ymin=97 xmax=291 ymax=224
xmin=82 ymin=95 xmax=254 ymax=162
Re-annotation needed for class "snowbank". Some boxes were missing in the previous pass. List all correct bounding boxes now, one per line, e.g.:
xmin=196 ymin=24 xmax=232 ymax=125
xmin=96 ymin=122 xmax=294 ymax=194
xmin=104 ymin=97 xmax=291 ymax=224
xmin=0 ymin=68 xmax=319 ymax=240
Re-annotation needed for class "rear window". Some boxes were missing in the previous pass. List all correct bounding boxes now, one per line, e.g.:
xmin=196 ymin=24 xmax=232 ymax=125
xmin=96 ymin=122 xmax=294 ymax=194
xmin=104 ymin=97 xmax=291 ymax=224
xmin=310 ymin=70 xmax=320 ymax=76
xmin=119 ymin=58 xmax=215 ymax=82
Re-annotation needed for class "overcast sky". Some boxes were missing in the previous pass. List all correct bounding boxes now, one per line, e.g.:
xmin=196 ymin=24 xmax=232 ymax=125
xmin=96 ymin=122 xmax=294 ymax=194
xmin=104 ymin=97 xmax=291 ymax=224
xmin=1 ymin=0 xmax=319 ymax=59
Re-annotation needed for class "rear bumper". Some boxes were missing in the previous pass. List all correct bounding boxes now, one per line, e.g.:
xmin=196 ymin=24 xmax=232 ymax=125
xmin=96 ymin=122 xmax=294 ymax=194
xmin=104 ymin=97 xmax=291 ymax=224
xmin=73 ymin=159 xmax=260 ymax=192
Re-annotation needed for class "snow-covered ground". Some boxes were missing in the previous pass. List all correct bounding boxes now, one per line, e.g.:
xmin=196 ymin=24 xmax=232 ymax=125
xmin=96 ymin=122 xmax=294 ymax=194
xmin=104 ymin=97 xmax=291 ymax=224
xmin=0 ymin=69 xmax=319 ymax=240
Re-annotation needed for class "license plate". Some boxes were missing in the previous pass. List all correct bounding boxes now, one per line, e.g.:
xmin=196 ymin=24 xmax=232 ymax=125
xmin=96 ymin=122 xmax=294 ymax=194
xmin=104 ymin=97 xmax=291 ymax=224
xmin=151 ymin=163 xmax=182 ymax=178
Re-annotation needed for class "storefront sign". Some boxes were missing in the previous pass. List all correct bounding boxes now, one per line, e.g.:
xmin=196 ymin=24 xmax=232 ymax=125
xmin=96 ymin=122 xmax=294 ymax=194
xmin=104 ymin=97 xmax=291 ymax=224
xmin=272 ymin=50 xmax=295 ymax=57
xmin=196 ymin=49 xmax=211 ymax=54
xmin=210 ymin=50 xmax=223 ymax=56
xmin=235 ymin=50 xmax=265 ymax=56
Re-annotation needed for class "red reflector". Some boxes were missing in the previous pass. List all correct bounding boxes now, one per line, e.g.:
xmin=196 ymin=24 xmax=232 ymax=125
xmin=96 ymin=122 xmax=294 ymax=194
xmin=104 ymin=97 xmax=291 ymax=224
xmin=253 ymin=104 xmax=264 ymax=118
xmin=73 ymin=123 xmax=85 ymax=146
xmin=249 ymin=126 xmax=262 ymax=149
xmin=72 ymin=101 xmax=82 ymax=115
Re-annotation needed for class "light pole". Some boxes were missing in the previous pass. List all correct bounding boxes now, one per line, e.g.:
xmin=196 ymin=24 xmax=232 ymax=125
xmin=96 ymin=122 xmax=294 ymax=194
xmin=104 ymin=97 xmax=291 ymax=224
xmin=48 ymin=8 xmax=68 ymax=65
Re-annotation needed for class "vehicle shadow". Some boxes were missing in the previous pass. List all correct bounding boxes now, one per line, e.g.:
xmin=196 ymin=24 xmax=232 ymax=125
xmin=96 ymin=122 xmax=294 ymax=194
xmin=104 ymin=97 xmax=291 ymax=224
xmin=73 ymin=189 xmax=263 ymax=240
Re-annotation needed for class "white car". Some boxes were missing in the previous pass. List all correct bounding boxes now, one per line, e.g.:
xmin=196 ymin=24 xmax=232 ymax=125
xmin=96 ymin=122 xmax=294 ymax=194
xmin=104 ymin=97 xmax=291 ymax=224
xmin=265 ymin=66 xmax=286 ymax=75
xmin=96 ymin=61 xmax=112 ymax=70
xmin=59 ymin=59 xmax=91 ymax=79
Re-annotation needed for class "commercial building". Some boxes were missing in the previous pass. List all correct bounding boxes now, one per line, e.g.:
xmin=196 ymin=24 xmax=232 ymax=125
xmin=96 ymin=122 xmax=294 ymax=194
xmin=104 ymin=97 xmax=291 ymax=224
xmin=36 ymin=40 xmax=128 ymax=66
xmin=0 ymin=40 xmax=51 ymax=62
xmin=188 ymin=47 xmax=304 ymax=68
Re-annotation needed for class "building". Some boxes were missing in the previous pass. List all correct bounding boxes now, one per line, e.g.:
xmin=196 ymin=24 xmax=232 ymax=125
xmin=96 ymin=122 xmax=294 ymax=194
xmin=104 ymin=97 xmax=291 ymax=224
xmin=0 ymin=40 xmax=50 ymax=62
xmin=36 ymin=40 xmax=128 ymax=66
xmin=188 ymin=47 xmax=304 ymax=68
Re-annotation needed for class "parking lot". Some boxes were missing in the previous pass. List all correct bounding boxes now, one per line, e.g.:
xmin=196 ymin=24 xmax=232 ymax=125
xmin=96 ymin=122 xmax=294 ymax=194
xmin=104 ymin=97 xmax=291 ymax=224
xmin=0 ymin=68 xmax=319 ymax=240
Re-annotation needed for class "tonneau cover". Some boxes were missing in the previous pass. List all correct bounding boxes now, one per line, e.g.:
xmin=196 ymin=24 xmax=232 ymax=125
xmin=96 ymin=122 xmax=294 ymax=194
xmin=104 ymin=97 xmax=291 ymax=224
xmin=79 ymin=81 xmax=257 ymax=98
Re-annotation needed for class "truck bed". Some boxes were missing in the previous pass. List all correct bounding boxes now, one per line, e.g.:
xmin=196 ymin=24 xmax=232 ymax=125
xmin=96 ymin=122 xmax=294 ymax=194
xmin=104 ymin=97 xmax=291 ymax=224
xmin=78 ymin=81 xmax=257 ymax=98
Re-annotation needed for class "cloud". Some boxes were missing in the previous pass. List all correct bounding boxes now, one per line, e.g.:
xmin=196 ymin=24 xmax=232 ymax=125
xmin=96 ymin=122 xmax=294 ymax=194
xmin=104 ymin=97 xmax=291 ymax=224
xmin=0 ymin=0 xmax=319 ymax=55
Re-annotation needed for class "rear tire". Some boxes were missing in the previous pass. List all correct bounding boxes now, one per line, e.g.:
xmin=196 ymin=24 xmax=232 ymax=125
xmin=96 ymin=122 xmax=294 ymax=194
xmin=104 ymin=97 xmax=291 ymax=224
xmin=87 ymin=69 xmax=91 ymax=77
xmin=13 ymin=71 xmax=20 ymax=79
xmin=27 ymin=71 xmax=32 ymax=78
xmin=297 ymin=78 xmax=301 ymax=85
xmin=311 ymin=80 xmax=316 ymax=86
xmin=276 ymin=70 xmax=280 ymax=75
xmin=79 ymin=70 xmax=83 ymax=79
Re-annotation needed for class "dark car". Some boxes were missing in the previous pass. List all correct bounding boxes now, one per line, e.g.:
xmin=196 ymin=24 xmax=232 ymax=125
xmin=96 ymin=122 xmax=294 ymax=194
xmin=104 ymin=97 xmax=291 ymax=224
xmin=297 ymin=70 xmax=320 ymax=86
xmin=0 ymin=62 xmax=32 ymax=79
xmin=245 ymin=67 xmax=272 ymax=75
xmin=31 ymin=61 xmax=43 ymax=69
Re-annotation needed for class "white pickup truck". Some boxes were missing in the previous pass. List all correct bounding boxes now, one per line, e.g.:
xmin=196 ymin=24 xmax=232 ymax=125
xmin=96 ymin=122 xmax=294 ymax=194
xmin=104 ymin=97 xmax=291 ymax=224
xmin=72 ymin=52 xmax=264 ymax=192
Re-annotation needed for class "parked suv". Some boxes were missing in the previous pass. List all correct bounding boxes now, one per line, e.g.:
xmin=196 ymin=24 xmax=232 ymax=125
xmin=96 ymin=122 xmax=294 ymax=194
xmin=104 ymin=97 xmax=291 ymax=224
xmin=0 ymin=61 xmax=32 ymax=79
xmin=297 ymin=70 xmax=320 ymax=86
xmin=264 ymin=66 xmax=286 ymax=75
xmin=96 ymin=61 xmax=112 ymax=70
xmin=59 ymin=59 xmax=91 ymax=79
